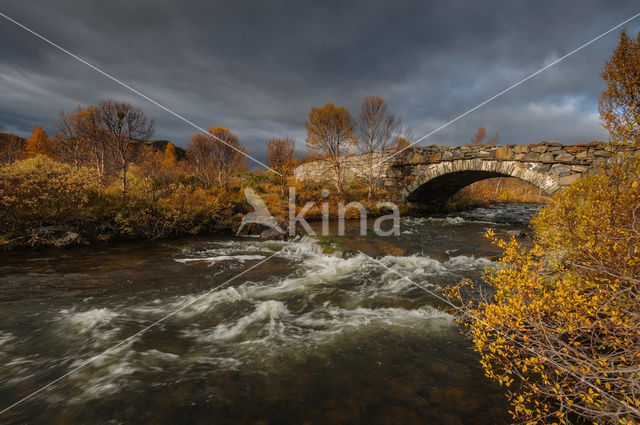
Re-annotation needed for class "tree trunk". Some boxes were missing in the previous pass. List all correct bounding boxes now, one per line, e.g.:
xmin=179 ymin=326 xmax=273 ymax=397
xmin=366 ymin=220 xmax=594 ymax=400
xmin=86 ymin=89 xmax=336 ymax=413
xmin=334 ymin=162 xmax=343 ymax=196
xmin=120 ymin=157 xmax=127 ymax=198
xmin=367 ymin=152 xmax=375 ymax=199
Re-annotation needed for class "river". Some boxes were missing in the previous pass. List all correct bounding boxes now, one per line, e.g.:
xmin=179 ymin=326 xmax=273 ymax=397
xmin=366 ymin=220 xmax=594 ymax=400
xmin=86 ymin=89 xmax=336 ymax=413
xmin=0 ymin=203 xmax=542 ymax=424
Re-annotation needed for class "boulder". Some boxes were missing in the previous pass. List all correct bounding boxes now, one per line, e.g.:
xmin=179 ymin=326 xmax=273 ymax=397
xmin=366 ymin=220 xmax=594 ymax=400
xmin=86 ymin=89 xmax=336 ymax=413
xmin=55 ymin=231 xmax=81 ymax=247
xmin=260 ymin=227 xmax=285 ymax=240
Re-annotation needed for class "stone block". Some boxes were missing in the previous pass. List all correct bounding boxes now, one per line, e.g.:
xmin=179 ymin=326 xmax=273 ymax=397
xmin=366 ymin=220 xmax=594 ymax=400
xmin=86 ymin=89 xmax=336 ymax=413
xmin=442 ymin=151 xmax=453 ymax=160
xmin=587 ymin=167 xmax=606 ymax=176
xmin=592 ymin=149 xmax=611 ymax=157
xmin=411 ymin=152 xmax=425 ymax=163
xmin=428 ymin=152 xmax=442 ymax=162
xmin=570 ymin=165 xmax=588 ymax=173
xmin=559 ymin=174 xmax=581 ymax=185
xmin=532 ymin=164 xmax=551 ymax=173
xmin=513 ymin=145 xmax=528 ymax=154
xmin=530 ymin=145 xmax=547 ymax=153
xmin=494 ymin=146 xmax=513 ymax=160
xmin=514 ymin=153 xmax=526 ymax=160
xmin=564 ymin=146 xmax=587 ymax=154
xmin=539 ymin=152 xmax=554 ymax=162
xmin=523 ymin=152 xmax=540 ymax=161
xmin=549 ymin=164 xmax=571 ymax=175
xmin=575 ymin=150 xmax=588 ymax=159
xmin=554 ymin=152 xmax=574 ymax=162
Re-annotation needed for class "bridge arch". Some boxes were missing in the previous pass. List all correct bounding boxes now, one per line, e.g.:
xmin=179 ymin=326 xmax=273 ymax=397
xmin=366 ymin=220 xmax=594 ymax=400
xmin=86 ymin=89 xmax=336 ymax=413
xmin=401 ymin=159 xmax=560 ymax=207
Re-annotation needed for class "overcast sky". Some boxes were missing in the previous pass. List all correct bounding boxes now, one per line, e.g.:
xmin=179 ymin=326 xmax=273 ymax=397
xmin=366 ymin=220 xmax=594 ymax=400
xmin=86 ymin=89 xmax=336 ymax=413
xmin=1 ymin=0 xmax=639 ymax=166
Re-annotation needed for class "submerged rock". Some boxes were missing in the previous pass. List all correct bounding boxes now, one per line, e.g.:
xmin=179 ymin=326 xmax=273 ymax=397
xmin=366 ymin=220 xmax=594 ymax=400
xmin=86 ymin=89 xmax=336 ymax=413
xmin=506 ymin=229 xmax=529 ymax=238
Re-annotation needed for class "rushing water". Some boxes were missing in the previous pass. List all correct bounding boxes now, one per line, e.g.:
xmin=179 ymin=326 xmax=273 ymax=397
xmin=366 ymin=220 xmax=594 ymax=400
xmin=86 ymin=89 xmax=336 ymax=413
xmin=0 ymin=204 xmax=541 ymax=424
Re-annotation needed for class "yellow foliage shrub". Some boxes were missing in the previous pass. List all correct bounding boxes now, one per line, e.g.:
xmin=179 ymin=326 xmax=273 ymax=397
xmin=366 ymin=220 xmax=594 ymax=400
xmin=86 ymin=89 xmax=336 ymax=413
xmin=0 ymin=156 xmax=98 ymax=236
xmin=448 ymin=152 xmax=640 ymax=424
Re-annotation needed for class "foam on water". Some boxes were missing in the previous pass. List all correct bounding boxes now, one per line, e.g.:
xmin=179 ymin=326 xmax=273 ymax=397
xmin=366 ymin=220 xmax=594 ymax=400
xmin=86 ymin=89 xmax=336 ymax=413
xmin=40 ymin=236 xmax=492 ymax=403
xmin=445 ymin=255 xmax=494 ymax=270
xmin=403 ymin=216 xmax=467 ymax=226
xmin=207 ymin=300 xmax=290 ymax=341
xmin=0 ymin=331 xmax=13 ymax=347
xmin=184 ymin=300 xmax=454 ymax=352
xmin=62 ymin=308 xmax=120 ymax=334
xmin=175 ymin=254 xmax=266 ymax=265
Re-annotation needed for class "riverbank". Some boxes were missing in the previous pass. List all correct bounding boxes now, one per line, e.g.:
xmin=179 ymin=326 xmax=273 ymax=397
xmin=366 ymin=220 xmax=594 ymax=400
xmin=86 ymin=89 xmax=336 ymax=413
xmin=1 ymin=156 xmax=547 ymax=251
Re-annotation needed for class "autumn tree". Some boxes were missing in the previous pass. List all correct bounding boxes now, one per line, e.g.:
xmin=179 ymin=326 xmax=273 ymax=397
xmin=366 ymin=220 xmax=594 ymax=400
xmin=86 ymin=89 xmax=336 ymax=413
xmin=187 ymin=134 xmax=214 ymax=188
xmin=487 ymin=132 xmax=500 ymax=145
xmin=187 ymin=126 xmax=243 ymax=188
xmin=96 ymin=100 xmax=154 ymax=196
xmin=470 ymin=125 xmax=487 ymax=145
xmin=232 ymin=146 xmax=250 ymax=174
xmin=266 ymin=137 xmax=296 ymax=193
xmin=305 ymin=103 xmax=355 ymax=195
xmin=470 ymin=125 xmax=499 ymax=146
xmin=599 ymin=30 xmax=640 ymax=142
xmin=53 ymin=108 xmax=90 ymax=171
xmin=161 ymin=142 xmax=178 ymax=170
xmin=54 ymin=104 xmax=128 ymax=187
xmin=357 ymin=96 xmax=401 ymax=198
xmin=0 ymin=133 xmax=23 ymax=164
xmin=392 ymin=127 xmax=414 ymax=151
xmin=21 ymin=126 xmax=50 ymax=158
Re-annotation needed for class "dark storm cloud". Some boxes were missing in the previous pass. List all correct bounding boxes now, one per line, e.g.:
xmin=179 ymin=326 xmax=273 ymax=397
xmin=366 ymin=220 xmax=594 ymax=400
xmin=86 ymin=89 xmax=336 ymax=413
xmin=1 ymin=0 xmax=639 ymax=165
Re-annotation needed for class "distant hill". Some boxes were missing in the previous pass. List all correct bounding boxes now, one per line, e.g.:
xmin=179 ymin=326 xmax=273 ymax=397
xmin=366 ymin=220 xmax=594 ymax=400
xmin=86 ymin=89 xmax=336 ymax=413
xmin=0 ymin=132 xmax=26 ymax=162
xmin=0 ymin=132 xmax=26 ymax=147
xmin=0 ymin=132 xmax=187 ymax=160
xmin=138 ymin=140 xmax=187 ymax=159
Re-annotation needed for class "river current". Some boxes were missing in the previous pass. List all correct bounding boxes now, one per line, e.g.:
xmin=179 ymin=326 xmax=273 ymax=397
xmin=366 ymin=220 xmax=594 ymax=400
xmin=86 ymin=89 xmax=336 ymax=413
xmin=0 ymin=204 xmax=541 ymax=424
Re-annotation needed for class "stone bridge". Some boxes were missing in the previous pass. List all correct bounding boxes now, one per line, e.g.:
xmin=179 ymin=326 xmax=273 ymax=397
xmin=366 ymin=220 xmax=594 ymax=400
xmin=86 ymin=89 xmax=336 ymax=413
xmin=294 ymin=141 xmax=637 ymax=208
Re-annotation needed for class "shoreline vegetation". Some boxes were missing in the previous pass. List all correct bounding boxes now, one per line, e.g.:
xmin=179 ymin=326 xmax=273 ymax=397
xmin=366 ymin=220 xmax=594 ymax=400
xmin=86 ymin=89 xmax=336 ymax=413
xmin=0 ymin=150 xmax=548 ymax=251
xmin=0 ymin=97 xmax=550 ymax=251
